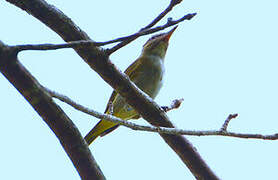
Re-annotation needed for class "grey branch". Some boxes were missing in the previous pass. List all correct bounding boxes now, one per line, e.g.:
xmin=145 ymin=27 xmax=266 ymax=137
xmin=220 ymin=114 xmax=238 ymax=131
xmin=0 ymin=42 xmax=105 ymax=180
xmin=161 ymin=98 xmax=184 ymax=112
xmin=47 ymin=88 xmax=278 ymax=140
xmin=142 ymin=0 xmax=182 ymax=30
xmin=11 ymin=40 xmax=109 ymax=53
xmin=10 ymin=13 xmax=196 ymax=53
xmin=106 ymin=13 xmax=196 ymax=55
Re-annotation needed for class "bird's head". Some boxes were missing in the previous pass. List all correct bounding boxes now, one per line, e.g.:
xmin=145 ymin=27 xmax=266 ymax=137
xmin=142 ymin=26 xmax=177 ymax=59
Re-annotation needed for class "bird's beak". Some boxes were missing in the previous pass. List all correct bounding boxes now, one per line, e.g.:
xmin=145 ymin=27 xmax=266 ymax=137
xmin=163 ymin=25 xmax=178 ymax=42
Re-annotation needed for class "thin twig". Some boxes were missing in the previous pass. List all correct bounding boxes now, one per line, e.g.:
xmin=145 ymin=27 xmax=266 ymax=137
xmin=161 ymin=98 xmax=184 ymax=112
xmin=106 ymin=13 xmax=197 ymax=55
xmin=11 ymin=40 xmax=109 ymax=53
xmin=45 ymin=88 xmax=278 ymax=140
xmin=44 ymin=87 xmax=146 ymax=128
xmin=220 ymin=114 xmax=238 ymax=131
xmin=142 ymin=0 xmax=183 ymax=31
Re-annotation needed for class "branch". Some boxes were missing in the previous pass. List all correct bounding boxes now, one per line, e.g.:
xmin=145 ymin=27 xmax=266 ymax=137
xmin=11 ymin=40 xmax=111 ymax=53
xmin=9 ymin=12 xmax=195 ymax=53
xmin=161 ymin=98 xmax=184 ymax=112
xmin=9 ymin=1 xmax=195 ymax=55
xmin=220 ymin=114 xmax=238 ymax=131
xmin=45 ymin=87 xmax=183 ymax=126
xmin=106 ymin=13 xmax=196 ymax=55
xmin=0 ymin=41 xmax=105 ymax=180
xmin=6 ymin=0 xmax=217 ymax=179
xmin=48 ymin=89 xmax=278 ymax=140
xmin=142 ymin=0 xmax=183 ymax=31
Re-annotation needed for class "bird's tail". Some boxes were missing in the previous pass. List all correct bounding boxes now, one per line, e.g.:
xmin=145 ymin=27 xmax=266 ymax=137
xmin=84 ymin=119 xmax=117 ymax=145
xmin=84 ymin=128 xmax=99 ymax=145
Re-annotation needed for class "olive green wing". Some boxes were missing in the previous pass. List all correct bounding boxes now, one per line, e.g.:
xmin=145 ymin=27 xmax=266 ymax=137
xmin=100 ymin=59 xmax=142 ymax=137
xmin=122 ymin=57 xmax=144 ymax=119
xmin=124 ymin=58 xmax=145 ymax=81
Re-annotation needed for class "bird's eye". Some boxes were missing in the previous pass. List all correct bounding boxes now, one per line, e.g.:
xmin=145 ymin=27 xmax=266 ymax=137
xmin=143 ymin=33 xmax=164 ymax=47
xmin=149 ymin=33 xmax=163 ymax=41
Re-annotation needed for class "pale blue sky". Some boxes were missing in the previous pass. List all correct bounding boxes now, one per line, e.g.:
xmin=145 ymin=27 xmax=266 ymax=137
xmin=1 ymin=0 xmax=278 ymax=179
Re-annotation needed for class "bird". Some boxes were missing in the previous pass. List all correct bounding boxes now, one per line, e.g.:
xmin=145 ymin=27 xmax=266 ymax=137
xmin=84 ymin=26 xmax=178 ymax=145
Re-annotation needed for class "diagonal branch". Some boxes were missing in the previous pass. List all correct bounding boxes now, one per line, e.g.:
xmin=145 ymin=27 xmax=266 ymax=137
xmin=0 ymin=41 xmax=105 ymax=180
xmin=6 ymin=0 xmax=218 ymax=179
xmin=104 ymin=0 xmax=193 ymax=55
xmin=142 ymin=0 xmax=183 ymax=31
xmin=106 ymin=13 xmax=196 ymax=55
